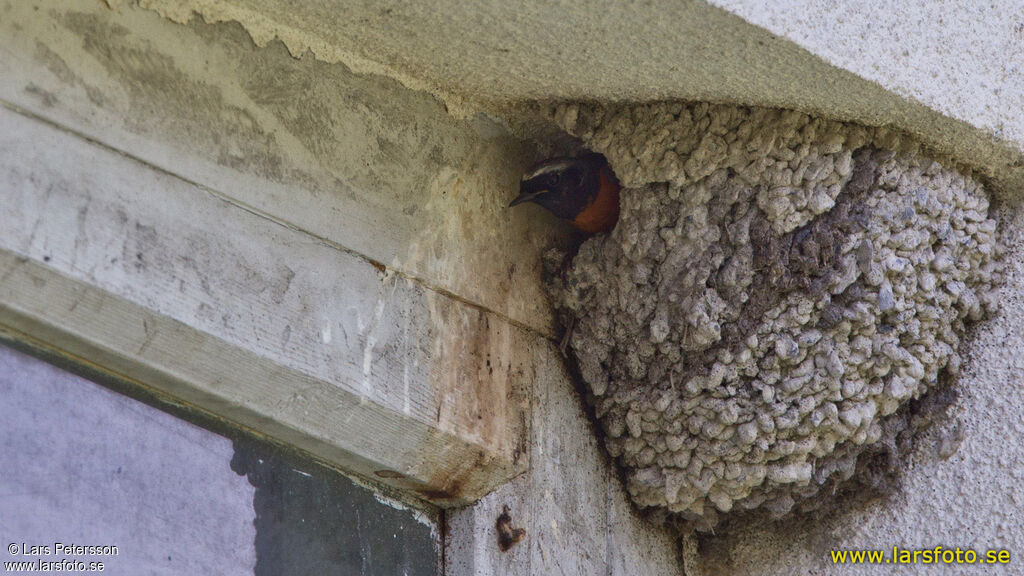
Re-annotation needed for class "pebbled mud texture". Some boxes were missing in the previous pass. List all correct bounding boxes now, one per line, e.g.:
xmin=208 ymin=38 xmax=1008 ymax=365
xmin=545 ymin=102 xmax=1003 ymax=531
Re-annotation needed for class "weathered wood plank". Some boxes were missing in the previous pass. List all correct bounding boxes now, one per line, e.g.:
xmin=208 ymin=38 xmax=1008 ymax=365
xmin=0 ymin=0 xmax=565 ymax=337
xmin=0 ymin=250 xmax=512 ymax=506
xmin=0 ymin=104 xmax=530 ymax=504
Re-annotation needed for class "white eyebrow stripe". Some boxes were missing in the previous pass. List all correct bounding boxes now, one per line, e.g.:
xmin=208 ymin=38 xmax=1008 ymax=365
xmin=523 ymin=160 xmax=574 ymax=181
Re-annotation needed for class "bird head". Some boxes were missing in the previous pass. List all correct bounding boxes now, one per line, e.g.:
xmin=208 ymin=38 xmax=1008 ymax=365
xmin=510 ymin=153 xmax=607 ymax=221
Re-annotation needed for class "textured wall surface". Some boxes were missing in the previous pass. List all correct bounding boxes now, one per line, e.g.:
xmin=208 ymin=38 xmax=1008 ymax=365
xmin=0 ymin=0 xmax=563 ymax=337
xmin=445 ymin=347 xmax=681 ymax=576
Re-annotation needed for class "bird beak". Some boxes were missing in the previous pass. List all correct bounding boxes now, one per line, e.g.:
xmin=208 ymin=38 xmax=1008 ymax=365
xmin=509 ymin=189 xmax=546 ymax=207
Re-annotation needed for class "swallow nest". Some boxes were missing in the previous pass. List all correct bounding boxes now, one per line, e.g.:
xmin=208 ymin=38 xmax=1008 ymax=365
xmin=545 ymin=102 xmax=1002 ymax=531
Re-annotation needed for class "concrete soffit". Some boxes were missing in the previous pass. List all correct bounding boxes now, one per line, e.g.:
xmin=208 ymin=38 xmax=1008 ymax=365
xmin=138 ymin=0 xmax=1024 ymax=197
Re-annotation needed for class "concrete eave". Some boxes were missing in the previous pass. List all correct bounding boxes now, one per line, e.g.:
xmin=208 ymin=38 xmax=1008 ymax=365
xmin=137 ymin=0 xmax=1024 ymax=197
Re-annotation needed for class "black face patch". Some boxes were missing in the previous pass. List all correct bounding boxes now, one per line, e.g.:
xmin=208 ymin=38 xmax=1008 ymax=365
xmin=551 ymin=166 xmax=583 ymax=191
xmin=515 ymin=154 xmax=607 ymax=220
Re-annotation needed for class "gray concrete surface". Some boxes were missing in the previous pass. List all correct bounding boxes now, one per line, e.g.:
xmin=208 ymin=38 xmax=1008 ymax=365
xmin=710 ymin=1 xmax=1024 ymax=151
xmin=0 ymin=343 xmax=439 ymax=575
xmin=0 ymin=4 xmax=686 ymax=572
xmin=132 ymin=0 xmax=1024 ymax=196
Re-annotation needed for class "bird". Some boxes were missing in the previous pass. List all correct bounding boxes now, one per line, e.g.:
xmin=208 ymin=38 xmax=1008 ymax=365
xmin=509 ymin=153 xmax=621 ymax=234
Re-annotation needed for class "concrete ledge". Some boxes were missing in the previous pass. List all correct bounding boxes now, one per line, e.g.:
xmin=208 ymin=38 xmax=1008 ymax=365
xmin=127 ymin=0 xmax=1024 ymax=197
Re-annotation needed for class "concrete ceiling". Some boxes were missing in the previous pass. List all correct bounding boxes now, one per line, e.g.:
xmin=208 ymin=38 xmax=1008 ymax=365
xmin=140 ymin=0 xmax=1024 ymax=195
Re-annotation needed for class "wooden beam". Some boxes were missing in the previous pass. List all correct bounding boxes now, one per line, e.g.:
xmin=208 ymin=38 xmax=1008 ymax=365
xmin=0 ymin=105 xmax=532 ymax=505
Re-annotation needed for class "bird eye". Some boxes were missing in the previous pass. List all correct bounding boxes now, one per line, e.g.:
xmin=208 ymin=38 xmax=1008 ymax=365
xmin=548 ymin=173 xmax=561 ymax=186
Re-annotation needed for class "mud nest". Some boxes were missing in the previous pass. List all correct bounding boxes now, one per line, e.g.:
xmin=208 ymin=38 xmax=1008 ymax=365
xmin=545 ymin=103 xmax=1002 ymax=531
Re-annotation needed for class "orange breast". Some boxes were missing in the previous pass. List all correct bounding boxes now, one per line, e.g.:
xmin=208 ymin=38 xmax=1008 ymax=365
xmin=571 ymin=168 xmax=621 ymax=234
